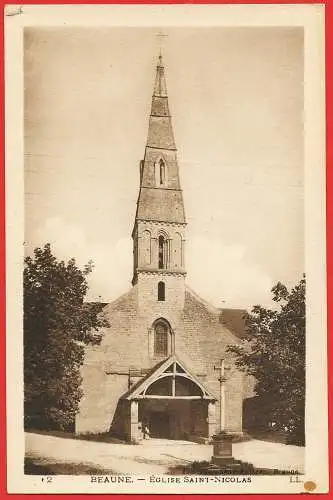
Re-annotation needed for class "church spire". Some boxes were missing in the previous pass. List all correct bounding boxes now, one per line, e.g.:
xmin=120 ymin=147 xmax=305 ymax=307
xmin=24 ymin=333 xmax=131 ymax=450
xmin=135 ymin=53 xmax=185 ymax=224
xmin=146 ymin=54 xmax=175 ymax=151
xmin=132 ymin=53 xmax=186 ymax=285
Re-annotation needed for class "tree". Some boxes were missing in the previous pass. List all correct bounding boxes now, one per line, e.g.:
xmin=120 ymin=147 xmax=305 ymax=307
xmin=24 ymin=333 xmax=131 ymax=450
xmin=227 ymin=275 xmax=305 ymax=441
xmin=24 ymin=244 xmax=109 ymax=430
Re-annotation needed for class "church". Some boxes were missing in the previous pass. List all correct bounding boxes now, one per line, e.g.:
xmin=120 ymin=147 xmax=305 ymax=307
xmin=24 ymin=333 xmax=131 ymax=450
xmin=76 ymin=54 xmax=251 ymax=442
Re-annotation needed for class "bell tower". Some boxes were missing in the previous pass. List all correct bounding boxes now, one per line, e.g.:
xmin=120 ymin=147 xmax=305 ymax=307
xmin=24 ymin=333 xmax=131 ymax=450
xmin=132 ymin=54 xmax=186 ymax=308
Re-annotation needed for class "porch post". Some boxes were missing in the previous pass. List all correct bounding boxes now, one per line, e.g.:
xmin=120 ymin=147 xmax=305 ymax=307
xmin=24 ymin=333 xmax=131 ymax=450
xmin=130 ymin=400 xmax=139 ymax=443
xmin=207 ymin=401 xmax=217 ymax=439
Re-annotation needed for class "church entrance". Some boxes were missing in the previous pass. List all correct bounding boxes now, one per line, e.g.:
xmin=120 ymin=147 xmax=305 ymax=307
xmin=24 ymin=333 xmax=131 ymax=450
xmin=124 ymin=357 xmax=217 ymax=442
xmin=139 ymin=399 xmax=194 ymax=440
xmin=148 ymin=411 xmax=170 ymax=438
xmin=138 ymin=398 xmax=212 ymax=441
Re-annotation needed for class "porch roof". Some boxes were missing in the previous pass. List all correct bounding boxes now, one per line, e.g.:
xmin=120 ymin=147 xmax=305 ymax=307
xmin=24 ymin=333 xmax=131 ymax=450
xmin=122 ymin=355 xmax=216 ymax=401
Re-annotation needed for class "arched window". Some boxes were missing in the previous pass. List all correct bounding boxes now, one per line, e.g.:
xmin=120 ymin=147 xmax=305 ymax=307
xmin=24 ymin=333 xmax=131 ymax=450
xmin=154 ymin=158 xmax=167 ymax=187
xmin=154 ymin=321 xmax=168 ymax=357
xmin=158 ymin=281 xmax=165 ymax=301
xmin=158 ymin=235 xmax=168 ymax=269
xmin=159 ymin=159 xmax=165 ymax=185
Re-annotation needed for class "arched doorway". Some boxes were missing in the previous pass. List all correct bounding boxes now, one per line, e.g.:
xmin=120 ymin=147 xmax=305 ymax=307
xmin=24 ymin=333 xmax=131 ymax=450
xmin=124 ymin=357 xmax=217 ymax=442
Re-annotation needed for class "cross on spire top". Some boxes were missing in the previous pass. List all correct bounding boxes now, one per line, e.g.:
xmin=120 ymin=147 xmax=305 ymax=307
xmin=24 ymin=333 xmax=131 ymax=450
xmin=156 ymin=31 xmax=168 ymax=62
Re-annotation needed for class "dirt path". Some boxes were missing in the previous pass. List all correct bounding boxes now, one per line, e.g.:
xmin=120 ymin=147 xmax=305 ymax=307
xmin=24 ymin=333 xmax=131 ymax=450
xmin=25 ymin=433 xmax=304 ymax=475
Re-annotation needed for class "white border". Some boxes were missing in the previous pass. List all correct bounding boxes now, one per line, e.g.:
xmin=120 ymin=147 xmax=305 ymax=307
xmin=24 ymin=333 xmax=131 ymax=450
xmin=5 ymin=3 xmax=327 ymax=494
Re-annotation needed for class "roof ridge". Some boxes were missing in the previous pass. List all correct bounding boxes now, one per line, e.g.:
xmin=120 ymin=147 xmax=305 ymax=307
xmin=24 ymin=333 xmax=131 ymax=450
xmin=185 ymin=285 xmax=220 ymax=314
xmin=104 ymin=286 xmax=136 ymax=309
xmin=185 ymin=286 xmax=241 ymax=344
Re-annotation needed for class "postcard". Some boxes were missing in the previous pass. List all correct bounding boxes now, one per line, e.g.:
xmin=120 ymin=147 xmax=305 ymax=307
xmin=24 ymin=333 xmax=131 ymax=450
xmin=5 ymin=3 xmax=327 ymax=494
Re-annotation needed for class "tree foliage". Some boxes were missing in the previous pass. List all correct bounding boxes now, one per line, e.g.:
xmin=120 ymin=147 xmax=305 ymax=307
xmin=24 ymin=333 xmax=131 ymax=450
xmin=227 ymin=276 xmax=305 ymax=439
xmin=24 ymin=244 xmax=109 ymax=430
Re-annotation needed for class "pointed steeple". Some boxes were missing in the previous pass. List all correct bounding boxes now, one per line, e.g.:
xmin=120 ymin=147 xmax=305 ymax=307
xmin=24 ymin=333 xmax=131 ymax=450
xmin=146 ymin=54 xmax=176 ymax=151
xmin=132 ymin=54 xmax=186 ymax=285
xmin=134 ymin=54 xmax=185 ymax=224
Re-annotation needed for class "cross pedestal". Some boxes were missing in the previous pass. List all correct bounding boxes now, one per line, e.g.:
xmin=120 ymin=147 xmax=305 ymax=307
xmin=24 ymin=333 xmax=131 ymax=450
xmin=211 ymin=432 xmax=234 ymax=465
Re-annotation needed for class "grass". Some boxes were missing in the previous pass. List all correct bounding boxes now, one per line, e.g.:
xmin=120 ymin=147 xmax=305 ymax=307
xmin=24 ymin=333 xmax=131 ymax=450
xmin=169 ymin=460 xmax=302 ymax=476
xmin=25 ymin=457 xmax=115 ymax=475
xmin=246 ymin=429 xmax=305 ymax=446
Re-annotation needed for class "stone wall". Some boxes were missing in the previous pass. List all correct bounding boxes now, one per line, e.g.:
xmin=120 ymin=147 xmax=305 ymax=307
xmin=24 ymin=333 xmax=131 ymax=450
xmin=76 ymin=284 xmax=248 ymax=436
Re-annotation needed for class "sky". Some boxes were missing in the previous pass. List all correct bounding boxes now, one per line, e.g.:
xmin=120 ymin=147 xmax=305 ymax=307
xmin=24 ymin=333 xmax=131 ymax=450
xmin=24 ymin=27 xmax=304 ymax=309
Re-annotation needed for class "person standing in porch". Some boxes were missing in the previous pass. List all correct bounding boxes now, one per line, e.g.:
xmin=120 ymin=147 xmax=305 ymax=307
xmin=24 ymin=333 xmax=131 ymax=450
xmin=143 ymin=424 xmax=150 ymax=440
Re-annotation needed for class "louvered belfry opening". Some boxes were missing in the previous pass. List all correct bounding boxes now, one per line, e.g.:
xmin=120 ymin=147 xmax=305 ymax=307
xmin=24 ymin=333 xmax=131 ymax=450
xmin=158 ymin=236 xmax=168 ymax=269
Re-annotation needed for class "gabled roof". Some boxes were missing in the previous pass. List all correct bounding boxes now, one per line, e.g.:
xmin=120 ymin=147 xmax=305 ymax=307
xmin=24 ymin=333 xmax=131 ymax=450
xmin=185 ymin=286 xmax=241 ymax=345
xmin=122 ymin=355 xmax=216 ymax=401
xmin=220 ymin=308 xmax=247 ymax=339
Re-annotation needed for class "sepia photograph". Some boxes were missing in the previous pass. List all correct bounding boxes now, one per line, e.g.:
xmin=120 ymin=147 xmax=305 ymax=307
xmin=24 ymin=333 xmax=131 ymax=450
xmin=5 ymin=4 xmax=327 ymax=494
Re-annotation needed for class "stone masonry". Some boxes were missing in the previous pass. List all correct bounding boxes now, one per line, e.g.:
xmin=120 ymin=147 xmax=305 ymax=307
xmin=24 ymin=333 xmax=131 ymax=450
xmin=76 ymin=54 xmax=252 ymax=441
